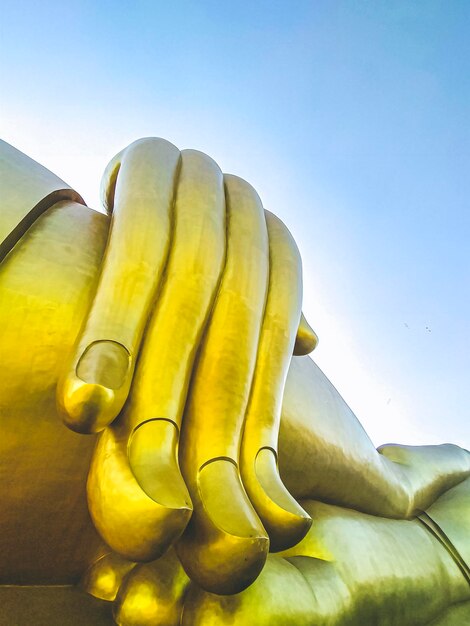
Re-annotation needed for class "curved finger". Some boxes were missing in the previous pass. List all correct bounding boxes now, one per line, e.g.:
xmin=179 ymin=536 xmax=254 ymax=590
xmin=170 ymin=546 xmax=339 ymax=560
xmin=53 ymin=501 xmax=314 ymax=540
xmin=0 ymin=138 xmax=85 ymax=261
xmin=87 ymin=424 xmax=191 ymax=562
xmin=113 ymin=549 xmax=189 ymax=626
xmin=176 ymin=174 xmax=270 ymax=595
xmin=123 ymin=150 xmax=226 ymax=548
xmin=240 ymin=211 xmax=312 ymax=552
xmin=82 ymin=552 xmax=136 ymax=602
xmin=294 ymin=312 xmax=318 ymax=355
xmin=57 ymin=138 xmax=180 ymax=433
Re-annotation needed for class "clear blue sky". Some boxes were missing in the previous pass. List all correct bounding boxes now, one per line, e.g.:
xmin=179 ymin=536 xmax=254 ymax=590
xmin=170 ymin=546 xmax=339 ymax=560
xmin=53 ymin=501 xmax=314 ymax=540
xmin=1 ymin=1 xmax=469 ymax=447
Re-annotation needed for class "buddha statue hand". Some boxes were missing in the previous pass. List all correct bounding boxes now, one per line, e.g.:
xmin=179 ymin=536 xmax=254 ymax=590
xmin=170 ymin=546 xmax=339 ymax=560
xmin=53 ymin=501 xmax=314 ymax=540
xmin=56 ymin=138 xmax=317 ymax=594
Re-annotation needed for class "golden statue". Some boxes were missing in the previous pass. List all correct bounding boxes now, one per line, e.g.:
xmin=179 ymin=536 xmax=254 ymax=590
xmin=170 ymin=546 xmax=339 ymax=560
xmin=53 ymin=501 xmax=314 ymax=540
xmin=1 ymin=137 xmax=469 ymax=625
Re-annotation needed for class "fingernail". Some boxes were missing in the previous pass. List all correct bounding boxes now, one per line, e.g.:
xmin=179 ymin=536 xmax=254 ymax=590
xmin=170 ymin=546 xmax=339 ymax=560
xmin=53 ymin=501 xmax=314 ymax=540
xmin=76 ymin=340 xmax=130 ymax=389
xmin=129 ymin=419 xmax=192 ymax=510
xmin=253 ymin=447 xmax=312 ymax=552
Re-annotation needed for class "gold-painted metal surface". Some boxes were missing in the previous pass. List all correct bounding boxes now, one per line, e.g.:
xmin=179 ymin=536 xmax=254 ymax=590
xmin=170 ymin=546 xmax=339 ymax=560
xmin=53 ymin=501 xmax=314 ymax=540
xmin=182 ymin=487 xmax=470 ymax=625
xmin=419 ymin=477 xmax=470 ymax=582
xmin=240 ymin=210 xmax=311 ymax=552
xmin=0 ymin=139 xmax=84 ymax=261
xmin=82 ymin=553 xmax=136 ymax=602
xmin=176 ymin=173 xmax=270 ymax=595
xmin=57 ymin=138 xmax=181 ymax=434
xmin=0 ymin=200 xmax=107 ymax=584
xmin=279 ymin=356 xmax=470 ymax=519
xmin=113 ymin=549 xmax=189 ymax=626
xmin=1 ymin=139 xmax=469 ymax=625
xmin=293 ymin=311 xmax=318 ymax=355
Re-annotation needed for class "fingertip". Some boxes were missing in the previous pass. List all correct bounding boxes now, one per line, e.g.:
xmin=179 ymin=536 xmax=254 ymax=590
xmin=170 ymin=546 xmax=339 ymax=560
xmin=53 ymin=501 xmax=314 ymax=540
xmin=81 ymin=553 xmax=136 ymax=602
xmin=294 ymin=312 xmax=318 ymax=355
xmin=128 ymin=419 xmax=192 ymax=510
xmin=247 ymin=448 xmax=312 ymax=552
xmin=112 ymin=552 xmax=189 ymax=626
xmin=223 ymin=173 xmax=263 ymax=208
xmin=59 ymin=377 xmax=116 ymax=434
xmin=88 ymin=429 xmax=193 ymax=563
xmin=177 ymin=458 xmax=269 ymax=595
xmin=58 ymin=340 xmax=131 ymax=433
xmin=100 ymin=148 xmax=124 ymax=214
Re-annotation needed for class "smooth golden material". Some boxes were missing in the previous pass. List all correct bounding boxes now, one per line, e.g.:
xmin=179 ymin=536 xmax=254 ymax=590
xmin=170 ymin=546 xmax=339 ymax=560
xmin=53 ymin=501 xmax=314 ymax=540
xmin=0 ymin=139 xmax=84 ymax=261
xmin=82 ymin=553 xmax=136 ymax=602
xmin=57 ymin=138 xmax=180 ymax=434
xmin=183 ymin=482 xmax=470 ymax=625
xmin=1 ymin=139 xmax=469 ymax=625
xmin=240 ymin=210 xmax=311 ymax=552
xmin=0 ymin=586 xmax=115 ymax=626
xmin=293 ymin=311 xmax=318 ymax=355
xmin=86 ymin=421 xmax=191 ymax=562
xmin=0 ymin=199 xmax=108 ymax=584
xmin=124 ymin=148 xmax=225 ymax=509
xmin=419 ymin=478 xmax=470 ymax=583
xmin=112 ymin=550 xmax=189 ymax=626
xmin=86 ymin=148 xmax=228 ymax=564
xmin=176 ymin=174 xmax=270 ymax=595
xmin=279 ymin=356 xmax=470 ymax=519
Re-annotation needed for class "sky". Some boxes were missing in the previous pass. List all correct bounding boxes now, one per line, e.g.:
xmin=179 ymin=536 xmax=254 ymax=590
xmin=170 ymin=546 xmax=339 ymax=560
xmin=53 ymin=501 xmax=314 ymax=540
xmin=1 ymin=1 xmax=469 ymax=447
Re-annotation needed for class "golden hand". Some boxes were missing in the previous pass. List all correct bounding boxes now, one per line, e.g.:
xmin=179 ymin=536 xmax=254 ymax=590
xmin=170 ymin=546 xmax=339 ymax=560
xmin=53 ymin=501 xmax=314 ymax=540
xmin=56 ymin=138 xmax=316 ymax=594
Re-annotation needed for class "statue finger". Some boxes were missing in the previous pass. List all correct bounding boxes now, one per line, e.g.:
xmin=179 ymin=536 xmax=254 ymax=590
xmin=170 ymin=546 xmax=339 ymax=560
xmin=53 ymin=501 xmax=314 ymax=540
xmin=57 ymin=138 xmax=180 ymax=433
xmin=294 ymin=312 xmax=318 ymax=355
xmin=87 ymin=425 xmax=190 ymax=562
xmin=240 ymin=210 xmax=312 ymax=552
xmin=113 ymin=549 xmax=189 ymax=626
xmin=125 ymin=149 xmax=226 ymax=550
xmin=176 ymin=174 xmax=270 ymax=595
xmin=87 ymin=149 xmax=226 ymax=562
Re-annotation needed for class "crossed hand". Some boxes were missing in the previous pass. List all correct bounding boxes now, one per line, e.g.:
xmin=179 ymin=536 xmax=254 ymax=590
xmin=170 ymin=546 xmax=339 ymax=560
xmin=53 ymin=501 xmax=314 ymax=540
xmin=57 ymin=138 xmax=317 ymax=594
